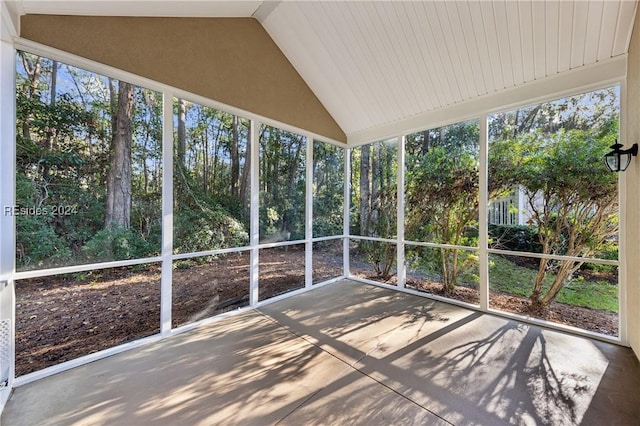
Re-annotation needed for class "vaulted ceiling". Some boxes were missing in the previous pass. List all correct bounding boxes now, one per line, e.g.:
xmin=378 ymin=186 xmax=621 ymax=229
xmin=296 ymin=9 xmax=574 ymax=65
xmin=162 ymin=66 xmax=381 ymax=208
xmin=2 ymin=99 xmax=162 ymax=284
xmin=258 ymin=1 xmax=637 ymax=140
xmin=4 ymin=0 xmax=639 ymax=143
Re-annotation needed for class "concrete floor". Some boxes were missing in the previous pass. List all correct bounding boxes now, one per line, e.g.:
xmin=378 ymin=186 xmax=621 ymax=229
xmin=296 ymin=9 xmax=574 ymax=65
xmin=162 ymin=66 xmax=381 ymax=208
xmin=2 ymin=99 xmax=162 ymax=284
xmin=3 ymin=280 xmax=640 ymax=425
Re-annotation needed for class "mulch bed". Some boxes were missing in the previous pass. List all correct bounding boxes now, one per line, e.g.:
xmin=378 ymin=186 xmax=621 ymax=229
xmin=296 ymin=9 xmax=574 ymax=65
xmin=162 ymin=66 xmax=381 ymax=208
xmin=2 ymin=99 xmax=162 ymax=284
xmin=404 ymin=278 xmax=618 ymax=337
xmin=15 ymin=248 xmax=617 ymax=376
xmin=348 ymin=259 xmax=618 ymax=337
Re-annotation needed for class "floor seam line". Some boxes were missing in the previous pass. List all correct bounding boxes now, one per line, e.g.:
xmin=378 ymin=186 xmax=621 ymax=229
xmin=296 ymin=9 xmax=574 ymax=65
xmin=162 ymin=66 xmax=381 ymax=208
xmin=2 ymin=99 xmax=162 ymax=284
xmin=256 ymin=310 xmax=360 ymax=424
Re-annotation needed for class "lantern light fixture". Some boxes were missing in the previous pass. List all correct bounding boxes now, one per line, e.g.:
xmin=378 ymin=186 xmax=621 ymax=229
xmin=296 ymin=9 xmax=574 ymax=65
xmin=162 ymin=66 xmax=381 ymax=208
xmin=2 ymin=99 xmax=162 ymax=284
xmin=605 ymin=140 xmax=638 ymax=172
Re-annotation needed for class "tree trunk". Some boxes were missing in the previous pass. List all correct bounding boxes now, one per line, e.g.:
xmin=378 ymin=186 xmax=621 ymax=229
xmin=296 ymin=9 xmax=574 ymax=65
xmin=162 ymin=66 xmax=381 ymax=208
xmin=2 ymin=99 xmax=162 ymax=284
xmin=108 ymin=79 xmax=118 ymax=139
xmin=210 ymin=126 xmax=223 ymax=193
xmin=541 ymin=261 xmax=583 ymax=307
xmin=385 ymin=145 xmax=393 ymax=188
xmin=203 ymin=131 xmax=209 ymax=194
xmin=41 ymin=60 xmax=58 ymax=200
xmin=422 ymin=130 xmax=430 ymax=155
xmin=440 ymin=248 xmax=450 ymax=292
xmin=359 ymin=145 xmax=371 ymax=236
xmin=177 ymin=98 xmax=187 ymax=167
xmin=240 ymin=128 xmax=251 ymax=217
xmin=20 ymin=53 xmax=42 ymax=140
xmin=230 ymin=115 xmax=240 ymax=197
xmin=105 ymin=81 xmax=134 ymax=229
xmin=529 ymin=257 xmax=549 ymax=311
xmin=371 ymin=145 xmax=380 ymax=233
xmin=450 ymin=247 xmax=459 ymax=289
xmin=271 ymin=130 xmax=281 ymax=202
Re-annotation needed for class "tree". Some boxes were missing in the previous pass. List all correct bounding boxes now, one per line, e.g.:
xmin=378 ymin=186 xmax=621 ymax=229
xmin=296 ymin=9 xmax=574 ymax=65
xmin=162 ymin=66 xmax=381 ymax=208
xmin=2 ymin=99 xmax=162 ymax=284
xmin=16 ymin=52 xmax=96 ymax=267
xmin=240 ymin=121 xmax=251 ymax=217
xmin=312 ymin=141 xmax=344 ymax=237
xmin=352 ymin=141 xmax=397 ymax=280
xmin=105 ymin=81 xmax=134 ymax=229
xmin=258 ymin=126 xmax=306 ymax=241
xmin=405 ymin=121 xmax=479 ymax=293
xmin=18 ymin=52 xmax=42 ymax=141
xmin=15 ymin=51 xmax=164 ymax=268
xmin=171 ymin=101 xmax=250 ymax=253
xmin=488 ymin=88 xmax=619 ymax=314
xmin=489 ymin=128 xmax=618 ymax=313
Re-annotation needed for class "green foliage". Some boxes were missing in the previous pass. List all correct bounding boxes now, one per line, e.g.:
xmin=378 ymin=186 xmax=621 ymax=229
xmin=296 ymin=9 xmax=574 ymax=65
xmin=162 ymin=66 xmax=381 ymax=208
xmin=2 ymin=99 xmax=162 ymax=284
xmin=488 ymin=224 xmax=542 ymax=253
xmin=405 ymin=120 xmax=479 ymax=290
xmin=259 ymin=126 xmax=306 ymax=241
xmin=312 ymin=213 xmax=343 ymax=238
xmin=16 ymin=209 xmax=72 ymax=269
xmin=488 ymin=87 xmax=619 ymax=141
xmin=490 ymin=129 xmax=617 ymax=205
xmin=15 ymin=51 xmax=163 ymax=270
xmin=488 ymin=96 xmax=621 ymax=314
xmin=173 ymin=100 xmax=251 ymax=252
xmin=83 ymin=225 xmax=157 ymax=262
xmin=489 ymin=94 xmax=620 ymax=311
xmin=583 ymin=241 xmax=618 ymax=272
xmin=361 ymin=240 xmax=396 ymax=280
xmin=174 ymin=206 xmax=249 ymax=253
xmin=407 ymin=246 xmax=479 ymax=290
xmin=15 ymin=172 xmax=72 ymax=268
xmin=350 ymin=140 xmax=398 ymax=277
xmin=313 ymin=141 xmax=344 ymax=237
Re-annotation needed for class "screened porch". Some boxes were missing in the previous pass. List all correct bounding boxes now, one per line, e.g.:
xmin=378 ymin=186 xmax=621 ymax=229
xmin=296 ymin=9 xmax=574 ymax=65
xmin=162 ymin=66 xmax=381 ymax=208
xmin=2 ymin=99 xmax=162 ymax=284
xmin=1 ymin=1 xmax=640 ymax=424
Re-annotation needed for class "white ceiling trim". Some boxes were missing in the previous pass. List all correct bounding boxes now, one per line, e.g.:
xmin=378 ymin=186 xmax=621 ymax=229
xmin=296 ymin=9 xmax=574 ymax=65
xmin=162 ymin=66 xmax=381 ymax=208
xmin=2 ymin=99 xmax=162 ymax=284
xmin=348 ymin=54 xmax=628 ymax=146
xmin=1 ymin=0 xmax=20 ymax=40
xmin=8 ymin=0 xmax=264 ymax=18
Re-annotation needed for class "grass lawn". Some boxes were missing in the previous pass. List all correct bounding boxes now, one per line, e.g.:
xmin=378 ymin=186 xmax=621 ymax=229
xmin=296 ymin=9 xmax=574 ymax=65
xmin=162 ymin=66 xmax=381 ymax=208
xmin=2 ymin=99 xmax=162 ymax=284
xmin=489 ymin=254 xmax=618 ymax=313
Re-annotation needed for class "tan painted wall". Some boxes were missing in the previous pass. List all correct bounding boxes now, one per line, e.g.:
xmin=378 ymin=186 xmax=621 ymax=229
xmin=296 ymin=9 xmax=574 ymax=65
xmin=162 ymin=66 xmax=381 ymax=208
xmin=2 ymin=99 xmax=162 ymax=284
xmin=20 ymin=15 xmax=346 ymax=143
xmin=626 ymin=8 xmax=640 ymax=359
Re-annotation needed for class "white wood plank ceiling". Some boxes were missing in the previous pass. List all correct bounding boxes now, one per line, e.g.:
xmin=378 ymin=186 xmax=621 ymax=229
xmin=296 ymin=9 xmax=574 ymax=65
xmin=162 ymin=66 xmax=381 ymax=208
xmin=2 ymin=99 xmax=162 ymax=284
xmin=257 ymin=0 xmax=637 ymax=141
xmin=4 ymin=0 xmax=639 ymax=143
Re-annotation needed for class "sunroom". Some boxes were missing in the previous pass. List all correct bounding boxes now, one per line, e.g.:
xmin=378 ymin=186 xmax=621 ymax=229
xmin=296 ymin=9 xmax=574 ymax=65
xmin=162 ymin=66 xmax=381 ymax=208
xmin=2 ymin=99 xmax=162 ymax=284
xmin=1 ymin=0 xmax=640 ymax=424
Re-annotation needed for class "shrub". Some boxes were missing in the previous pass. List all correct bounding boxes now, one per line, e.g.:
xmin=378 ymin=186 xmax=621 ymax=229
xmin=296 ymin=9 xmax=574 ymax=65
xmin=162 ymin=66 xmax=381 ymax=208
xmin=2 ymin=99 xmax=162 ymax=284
xmin=583 ymin=241 xmax=618 ymax=272
xmin=16 ymin=213 xmax=72 ymax=269
xmin=83 ymin=225 xmax=157 ymax=262
xmin=174 ymin=207 xmax=249 ymax=253
xmin=15 ymin=173 xmax=72 ymax=269
xmin=488 ymin=224 xmax=542 ymax=253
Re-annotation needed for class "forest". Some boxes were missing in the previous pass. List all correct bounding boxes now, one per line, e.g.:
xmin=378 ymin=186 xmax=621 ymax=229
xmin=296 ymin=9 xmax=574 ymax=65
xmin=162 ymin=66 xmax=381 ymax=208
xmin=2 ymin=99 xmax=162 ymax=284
xmin=16 ymin=50 xmax=620 ymax=335
xmin=16 ymin=52 xmax=163 ymax=269
xmin=15 ymin=51 xmax=347 ymax=274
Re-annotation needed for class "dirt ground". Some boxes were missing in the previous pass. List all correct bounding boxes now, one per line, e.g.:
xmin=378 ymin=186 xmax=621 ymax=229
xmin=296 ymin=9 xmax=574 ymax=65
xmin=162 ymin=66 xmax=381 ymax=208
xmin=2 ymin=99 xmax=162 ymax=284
xmin=16 ymin=248 xmax=617 ymax=376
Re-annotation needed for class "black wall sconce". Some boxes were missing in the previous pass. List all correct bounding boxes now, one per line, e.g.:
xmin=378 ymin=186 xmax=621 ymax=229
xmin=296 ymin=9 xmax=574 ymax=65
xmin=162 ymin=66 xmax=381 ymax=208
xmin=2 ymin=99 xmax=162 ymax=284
xmin=605 ymin=140 xmax=638 ymax=172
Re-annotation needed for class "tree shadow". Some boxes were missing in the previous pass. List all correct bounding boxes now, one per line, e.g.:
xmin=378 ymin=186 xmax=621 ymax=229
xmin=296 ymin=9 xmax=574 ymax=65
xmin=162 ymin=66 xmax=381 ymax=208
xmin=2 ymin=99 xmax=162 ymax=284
xmin=394 ymin=321 xmax=596 ymax=425
xmin=21 ymin=311 xmax=333 ymax=425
